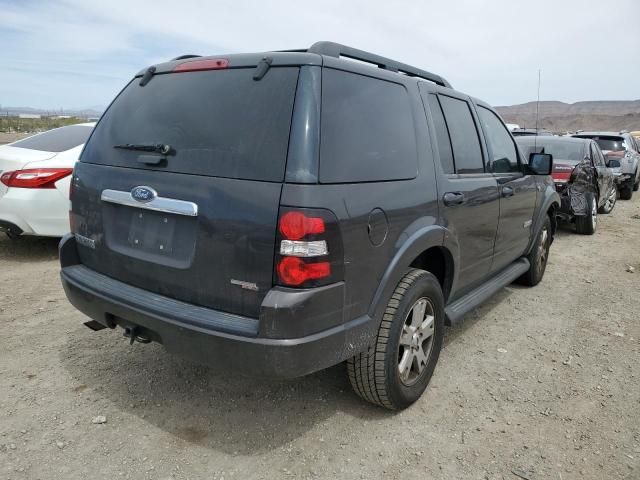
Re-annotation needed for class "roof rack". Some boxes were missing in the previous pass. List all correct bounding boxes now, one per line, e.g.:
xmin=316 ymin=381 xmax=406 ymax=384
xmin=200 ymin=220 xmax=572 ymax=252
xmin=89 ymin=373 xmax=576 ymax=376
xmin=307 ymin=41 xmax=452 ymax=88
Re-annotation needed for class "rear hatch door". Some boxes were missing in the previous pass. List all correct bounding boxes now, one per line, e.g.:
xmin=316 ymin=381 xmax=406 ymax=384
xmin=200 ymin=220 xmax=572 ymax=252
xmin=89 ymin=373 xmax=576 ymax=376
xmin=73 ymin=63 xmax=300 ymax=318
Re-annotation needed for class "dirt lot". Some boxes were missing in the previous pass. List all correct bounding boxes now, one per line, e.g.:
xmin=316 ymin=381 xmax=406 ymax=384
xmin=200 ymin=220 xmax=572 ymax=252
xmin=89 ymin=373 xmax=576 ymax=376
xmin=1 ymin=198 xmax=639 ymax=480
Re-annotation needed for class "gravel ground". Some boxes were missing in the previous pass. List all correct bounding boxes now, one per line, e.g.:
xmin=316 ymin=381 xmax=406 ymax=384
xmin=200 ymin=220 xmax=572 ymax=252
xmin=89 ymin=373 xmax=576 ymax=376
xmin=0 ymin=196 xmax=639 ymax=480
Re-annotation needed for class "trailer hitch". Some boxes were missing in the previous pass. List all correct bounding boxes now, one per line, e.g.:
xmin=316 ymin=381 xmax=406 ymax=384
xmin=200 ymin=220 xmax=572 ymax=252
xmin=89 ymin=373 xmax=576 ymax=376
xmin=123 ymin=326 xmax=151 ymax=345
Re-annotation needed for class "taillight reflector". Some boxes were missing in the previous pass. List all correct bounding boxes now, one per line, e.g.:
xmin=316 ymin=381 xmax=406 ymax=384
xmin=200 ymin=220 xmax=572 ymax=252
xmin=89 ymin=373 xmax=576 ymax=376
xmin=173 ymin=58 xmax=229 ymax=72
xmin=277 ymin=257 xmax=331 ymax=286
xmin=279 ymin=211 xmax=325 ymax=240
xmin=0 ymin=168 xmax=73 ymax=189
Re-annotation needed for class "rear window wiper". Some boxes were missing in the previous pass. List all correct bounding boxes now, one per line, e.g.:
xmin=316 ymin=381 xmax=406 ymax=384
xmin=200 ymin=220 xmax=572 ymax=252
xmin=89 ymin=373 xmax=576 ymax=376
xmin=113 ymin=143 xmax=173 ymax=155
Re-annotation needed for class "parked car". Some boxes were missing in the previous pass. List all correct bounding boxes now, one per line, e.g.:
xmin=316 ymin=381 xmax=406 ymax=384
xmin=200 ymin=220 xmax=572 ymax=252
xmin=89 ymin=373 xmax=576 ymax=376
xmin=0 ymin=123 xmax=95 ymax=238
xmin=59 ymin=42 xmax=559 ymax=410
xmin=516 ymin=136 xmax=617 ymax=235
xmin=571 ymin=131 xmax=640 ymax=200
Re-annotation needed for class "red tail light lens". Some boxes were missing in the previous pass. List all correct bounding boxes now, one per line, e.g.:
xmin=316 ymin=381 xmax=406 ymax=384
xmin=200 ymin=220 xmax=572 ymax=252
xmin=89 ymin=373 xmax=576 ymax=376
xmin=0 ymin=168 xmax=73 ymax=189
xmin=173 ymin=58 xmax=229 ymax=72
xmin=275 ymin=207 xmax=343 ymax=288
xmin=279 ymin=211 xmax=325 ymax=240
xmin=551 ymin=164 xmax=574 ymax=183
xmin=277 ymin=257 xmax=331 ymax=286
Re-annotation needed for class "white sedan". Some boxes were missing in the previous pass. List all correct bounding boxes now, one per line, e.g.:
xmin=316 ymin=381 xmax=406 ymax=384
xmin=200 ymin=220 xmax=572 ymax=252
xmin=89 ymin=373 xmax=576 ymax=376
xmin=0 ymin=123 xmax=95 ymax=239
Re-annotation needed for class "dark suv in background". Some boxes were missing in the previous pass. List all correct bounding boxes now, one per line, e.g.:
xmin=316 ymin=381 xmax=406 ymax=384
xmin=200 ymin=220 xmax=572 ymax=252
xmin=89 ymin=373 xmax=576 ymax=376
xmin=60 ymin=42 xmax=559 ymax=410
xmin=516 ymin=136 xmax=617 ymax=235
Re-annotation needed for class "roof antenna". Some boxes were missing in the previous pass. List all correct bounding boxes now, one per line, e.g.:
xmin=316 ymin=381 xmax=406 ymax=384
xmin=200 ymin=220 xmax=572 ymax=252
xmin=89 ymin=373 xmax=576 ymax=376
xmin=534 ymin=68 xmax=542 ymax=152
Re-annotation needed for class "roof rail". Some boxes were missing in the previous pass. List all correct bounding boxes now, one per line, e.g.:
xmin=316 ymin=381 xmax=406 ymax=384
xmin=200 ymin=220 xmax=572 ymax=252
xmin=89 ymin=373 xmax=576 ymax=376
xmin=171 ymin=54 xmax=201 ymax=61
xmin=307 ymin=41 xmax=452 ymax=88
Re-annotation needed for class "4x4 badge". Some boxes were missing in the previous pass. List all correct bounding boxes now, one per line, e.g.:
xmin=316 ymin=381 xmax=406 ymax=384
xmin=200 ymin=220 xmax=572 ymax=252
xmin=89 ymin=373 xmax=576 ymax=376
xmin=131 ymin=186 xmax=157 ymax=203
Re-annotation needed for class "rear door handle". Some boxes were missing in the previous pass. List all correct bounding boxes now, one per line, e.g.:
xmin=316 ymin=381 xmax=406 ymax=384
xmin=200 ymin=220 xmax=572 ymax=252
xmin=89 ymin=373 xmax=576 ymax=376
xmin=501 ymin=186 xmax=515 ymax=198
xmin=443 ymin=192 xmax=465 ymax=206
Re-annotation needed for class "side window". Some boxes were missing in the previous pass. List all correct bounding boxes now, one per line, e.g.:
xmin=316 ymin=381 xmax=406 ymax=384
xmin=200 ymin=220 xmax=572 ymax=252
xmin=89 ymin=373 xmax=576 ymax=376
xmin=319 ymin=69 xmax=418 ymax=183
xmin=438 ymin=95 xmax=484 ymax=174
xmin=427 ymin=94 xmax=454 ymax=174
xmin=477 ymin=106 xmax=520 ymax=173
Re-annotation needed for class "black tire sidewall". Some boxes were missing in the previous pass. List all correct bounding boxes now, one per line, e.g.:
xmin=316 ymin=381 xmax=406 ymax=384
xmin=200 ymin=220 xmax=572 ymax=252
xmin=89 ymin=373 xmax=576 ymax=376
xmin=528 ymin=215 xmax=551 ymax=285
xmin=383 ymin=272 xmax=445 ymax=409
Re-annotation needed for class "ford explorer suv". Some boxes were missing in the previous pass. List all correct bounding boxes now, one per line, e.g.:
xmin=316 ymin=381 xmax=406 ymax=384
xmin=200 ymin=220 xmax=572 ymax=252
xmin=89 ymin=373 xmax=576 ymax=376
xmin=572 ymin=131 xmax=640 ymax=200
xmin=59 ymin=42 xmax=559 ymax=410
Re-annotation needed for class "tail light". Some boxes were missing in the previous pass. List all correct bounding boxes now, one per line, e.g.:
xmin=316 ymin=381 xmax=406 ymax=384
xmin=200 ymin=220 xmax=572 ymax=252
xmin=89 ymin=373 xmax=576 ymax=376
xmin=0 ymin=168 xmax=73 ymax=189
xmin=551 ymin=164 xmax=574 ymax=184
xmin=275 ymin=207 xmax=343 ymax=288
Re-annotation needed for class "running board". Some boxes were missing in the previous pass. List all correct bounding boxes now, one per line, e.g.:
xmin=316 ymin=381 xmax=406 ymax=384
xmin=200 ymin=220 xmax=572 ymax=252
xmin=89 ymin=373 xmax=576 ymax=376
xmin=445 ymin=258 xmax=530 ymax=326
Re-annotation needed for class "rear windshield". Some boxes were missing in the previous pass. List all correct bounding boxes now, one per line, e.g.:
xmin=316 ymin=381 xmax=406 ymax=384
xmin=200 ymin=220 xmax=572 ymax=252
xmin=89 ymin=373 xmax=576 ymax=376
xmin=82 ymin=68 xmax=299 ymax=182
xmin=11 ymin=125 xmax=93 ymax=152
xmin=575 ymin=136 xmax=626 ymax=152
xmin=517 ymin=139 xmax=585 ymax=161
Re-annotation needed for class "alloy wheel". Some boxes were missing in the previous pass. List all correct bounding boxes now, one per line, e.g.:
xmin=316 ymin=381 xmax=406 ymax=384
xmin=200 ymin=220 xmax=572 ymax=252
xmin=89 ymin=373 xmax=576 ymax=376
xmin=398 ymin=298 xmax=436 ymax=386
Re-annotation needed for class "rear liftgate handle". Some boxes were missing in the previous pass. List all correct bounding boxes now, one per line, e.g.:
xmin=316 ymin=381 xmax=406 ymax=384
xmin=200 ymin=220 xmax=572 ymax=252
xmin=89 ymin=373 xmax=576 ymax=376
xmin=501 ymin=186 xmax=515 ymax=198
xmin=443 ymin=192 xmax=465 ymax=206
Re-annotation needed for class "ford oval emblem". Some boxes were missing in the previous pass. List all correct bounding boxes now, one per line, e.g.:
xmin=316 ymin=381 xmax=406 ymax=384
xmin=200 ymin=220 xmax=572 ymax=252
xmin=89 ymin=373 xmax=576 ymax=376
xmin=131 ymin=186 xmax=157 ymax=203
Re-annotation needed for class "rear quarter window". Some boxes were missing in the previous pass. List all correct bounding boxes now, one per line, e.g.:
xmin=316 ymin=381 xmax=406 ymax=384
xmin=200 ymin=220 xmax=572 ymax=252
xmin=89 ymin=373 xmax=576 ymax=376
xmin=11 ymin=125 xmax=93 ymax=152
xmin=319 ymin=69 xmax=418 ymax=183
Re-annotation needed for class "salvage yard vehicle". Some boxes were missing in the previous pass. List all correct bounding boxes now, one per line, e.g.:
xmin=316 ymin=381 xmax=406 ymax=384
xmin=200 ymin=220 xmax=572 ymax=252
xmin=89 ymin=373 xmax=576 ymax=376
xmin=516 ymin=136 xmax=617 ymax=235
xmin=0 ymin=123 xmax=95 ymax=238
xmin=59 ymin=42 xmax=560 ymax=410
xmin=572 ymin=131 xmax=640 ymax=200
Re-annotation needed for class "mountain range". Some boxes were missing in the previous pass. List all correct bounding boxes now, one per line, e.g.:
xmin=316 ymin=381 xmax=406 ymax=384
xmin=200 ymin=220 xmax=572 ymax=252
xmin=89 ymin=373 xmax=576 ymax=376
xmin=495 ymin=100 xmax=640 ymax=132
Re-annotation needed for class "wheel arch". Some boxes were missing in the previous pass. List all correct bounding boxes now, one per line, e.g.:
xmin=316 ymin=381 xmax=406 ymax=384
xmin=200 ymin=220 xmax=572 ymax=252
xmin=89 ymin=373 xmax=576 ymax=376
xmin=367 ymin=223 xmax=458 ymax=325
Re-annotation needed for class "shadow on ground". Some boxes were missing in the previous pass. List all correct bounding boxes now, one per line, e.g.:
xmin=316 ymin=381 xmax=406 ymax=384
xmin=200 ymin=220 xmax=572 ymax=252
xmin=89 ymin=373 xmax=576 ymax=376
xmin=0 ymin=234 xmax=59 ymax=262
xmin=58 ymin=275 xmax=514 ymax=456
xmin=60 ymin=324 xmax=389 ymax=455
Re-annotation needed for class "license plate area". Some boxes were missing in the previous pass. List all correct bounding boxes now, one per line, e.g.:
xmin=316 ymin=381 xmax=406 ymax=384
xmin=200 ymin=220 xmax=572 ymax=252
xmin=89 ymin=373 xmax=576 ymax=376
xmin=103 ymin=203 xmax=197 ymax=269
xmin=128 ymin=210 xmax=176 ymax=254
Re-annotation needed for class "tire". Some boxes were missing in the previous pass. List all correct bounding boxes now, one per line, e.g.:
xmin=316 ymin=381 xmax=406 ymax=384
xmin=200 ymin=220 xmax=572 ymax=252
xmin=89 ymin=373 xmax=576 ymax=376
xmin=620 ymin=179 xmax=633 ymax=200
xmin=633 ymin=172 xmax=639 ymax=192
xmin=347 ymin=269 xmax=445 ymax=410
xmin=575 ymin=194 xmax=597 ymax=235
xmin=598 ymin=186 xmax=617 ymax=214
xmin=517 ymin=214 xmax=552 ymax=287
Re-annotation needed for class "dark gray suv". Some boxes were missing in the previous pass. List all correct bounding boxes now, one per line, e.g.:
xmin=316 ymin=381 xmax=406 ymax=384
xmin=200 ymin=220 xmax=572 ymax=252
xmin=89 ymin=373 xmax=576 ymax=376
xmin=59 ymin=42 xmax=560 ymax=409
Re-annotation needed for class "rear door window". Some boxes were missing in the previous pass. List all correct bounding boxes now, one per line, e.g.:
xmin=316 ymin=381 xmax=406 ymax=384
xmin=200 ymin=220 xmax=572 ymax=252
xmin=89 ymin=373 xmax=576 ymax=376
xmin=11 ymin=125 xmax=93 ymax=152
xmin=319 ymin=69 xmax=418 ymax=183
xmin=82 ymin=68 xmax=299 ymax=182
xmin=427 ymin=94 xmax=454 ymax=174
xmin=477 ymin=106 xmax=520 ymax=173
xmin=438 ymin=95 xmax=484 ymax=174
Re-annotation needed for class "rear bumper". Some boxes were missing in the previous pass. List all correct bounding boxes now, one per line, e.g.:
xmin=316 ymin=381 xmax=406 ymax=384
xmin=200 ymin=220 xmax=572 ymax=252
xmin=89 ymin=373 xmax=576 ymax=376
xmin=59 ymin=235 xmax=375 ymax=378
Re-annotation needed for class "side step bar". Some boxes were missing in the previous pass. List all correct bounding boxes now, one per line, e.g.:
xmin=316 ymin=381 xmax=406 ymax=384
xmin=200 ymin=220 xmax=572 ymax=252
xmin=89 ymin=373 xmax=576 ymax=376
xmin=445 ymin=258 xmax=530 ymax=325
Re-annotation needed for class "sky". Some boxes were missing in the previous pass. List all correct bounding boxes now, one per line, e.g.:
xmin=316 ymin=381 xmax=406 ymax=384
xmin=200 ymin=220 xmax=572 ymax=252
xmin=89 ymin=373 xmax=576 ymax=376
xmin=1 ymin=0 xmax=639 ymax=110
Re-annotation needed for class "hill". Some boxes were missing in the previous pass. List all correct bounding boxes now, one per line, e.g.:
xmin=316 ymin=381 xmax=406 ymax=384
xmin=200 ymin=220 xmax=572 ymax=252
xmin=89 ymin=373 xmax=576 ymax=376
xmin=496 ymin=100 xmax=640 ymax=132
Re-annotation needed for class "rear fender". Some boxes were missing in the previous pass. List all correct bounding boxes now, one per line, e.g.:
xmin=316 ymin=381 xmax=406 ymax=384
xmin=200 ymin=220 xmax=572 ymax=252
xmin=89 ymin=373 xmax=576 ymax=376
xmin=367 ymin=222 xmax=458 ymax=325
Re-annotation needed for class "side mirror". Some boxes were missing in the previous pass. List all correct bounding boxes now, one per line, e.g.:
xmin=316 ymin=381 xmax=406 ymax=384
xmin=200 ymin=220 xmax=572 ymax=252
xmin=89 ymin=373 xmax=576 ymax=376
xmin=607 ymin=159 xmax=621 ymax=168
xmin=529 ymin=153 xmax=553 ymax=175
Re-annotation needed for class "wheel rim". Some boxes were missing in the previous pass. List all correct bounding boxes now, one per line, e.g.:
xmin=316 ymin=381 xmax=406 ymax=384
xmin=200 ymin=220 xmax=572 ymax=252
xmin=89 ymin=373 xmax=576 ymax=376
xmin=536 ymin=225 xmax=549 ymax=276
xmin=591 ymin=197 xmax=597 ymax=228
xmin=397 ymin=298 xmax=436 ymax=386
